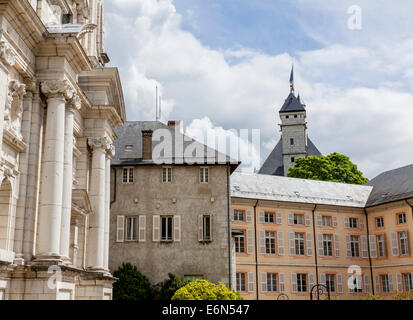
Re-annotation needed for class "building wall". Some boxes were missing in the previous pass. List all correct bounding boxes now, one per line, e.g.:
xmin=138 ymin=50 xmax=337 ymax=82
xmin=231 ymin=197 xmax=413 ymax=300
xmin=109 ymin=164 xmax=233 ymax=287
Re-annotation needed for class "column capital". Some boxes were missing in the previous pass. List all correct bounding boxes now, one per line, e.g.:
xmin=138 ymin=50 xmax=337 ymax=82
xmin=67 ymin=93 xmax=82 ymax=112
xmin=88 ymin=136 xmax=111 ymax=151
xmin=41 ymin=80 xmax=74 ymax=101
xmin=0 ymin=40 xmax=16 ymax=67
xmin=106 ymin=144 xmax=115 ymax=159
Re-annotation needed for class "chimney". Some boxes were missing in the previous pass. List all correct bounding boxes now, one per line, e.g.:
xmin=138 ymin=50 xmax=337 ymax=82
xmin=168 ymin=120 xmax=182 ymax=133
xmin=142 ymin=130 xmax=153 ymax=160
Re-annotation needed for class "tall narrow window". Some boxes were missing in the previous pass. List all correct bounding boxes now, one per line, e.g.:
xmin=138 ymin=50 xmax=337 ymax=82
xmin=403 ymin=273 xmax=413 ymax=292
xmin=399 ymin=232 xmax=409 ymax=255
xmin=265 ymin=231 xmax=276 ymax=254
xmin=381 ymin=275 xmax=390 ymax=293
xmin=295 ymin=233 xmax=305 ymax=256
xmin=162 ymin=167 xmax=172 ymax=183
xmin=377 ymin=234 xmax=386 ymax=257
xmin=161 ymin=216 xmax=173 ymax=241
xmin=296 ymin=274 xmax=307 ymax=292
xmin=235 ymin=231 xmax=245 ymax=253
xmin=200 ymin=167 xmax=209 ymax=184
xmin=122 ymin=167 xmax=134 ymax=184
xmin=350 ymin=235 xmax=360 ymax=257
xmin=236 ymin=273 xmax=246 ymax=292
xmin=125 ymin=217 xmax=138 ymax=241
xmin=203 ymin=215 xmax=211 ymax=241
xmin=267 ymin=273 xmax=278 ymax=292
xmin=322 ymin=216 xmax=331 ymax=227
xmin=397 ymin=213 xmax=407 ymax=225
xmin=376 ymin=217 xmax=384 ymax=228
xmin=290 ymin=138 xmax=294 ymax=145
xmin=323 ymin=234 xmax=333 ymax=256
xmin=326 ymin=274 xmax=336 ymax=293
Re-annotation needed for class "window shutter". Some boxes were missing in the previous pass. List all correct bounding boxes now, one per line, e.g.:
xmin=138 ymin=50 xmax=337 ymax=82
xmin=389 ymin=274 xmax=394 ymax=292
xmin=364 ymin=274 xmax=370 ymax=293
xmin=276 ymin=212 xmax=282 ymax=225
xmin=116 ymin=216 xmax=125 ymax=242
xmin=306 ymin=233 xmax=313 ymax=256
xmin=288 ymin=213 xmax=294 ymax=225
xmin=279 ymin=273 xmax=285 ymax=293
xmin=320 ymin=273 xmax=326 ymax=286
xmin=375 ymin=275 xmax=380 ymax=294
xmin=289 ymin=232 xmax=295 ymax=256
xmin=369 ymin=235 xmax=377 ymax=258
xmin=260 ymin=272 xmax=267 ymax=292
xmin=174 ymin=216 xmax=181 ymax=242
xmin=259 ymin=230 xmax=266 ymax=254
xmin=308 ymin=274 xmax=314 ymax=292
xmin=397 ymin=273 xmax=403 ymax=292
xmin=305 ymin=214 xmax=311 ymax=226
xmin=344 ymin=217 xmax=350 ymax=229
xmin=139 ymin=216 xmax=146 ymax=242
xmin=248 ymin=272 xmax=255 ymax=292
xmin=359 ymin=218 xmax=365 ymax=230
xmin=259 ymin=211 xmax=265 ymax=223
xmin=316 ymin=215 xmax=322 ymax=227
xmin=277 ymin=231 xmax=284 ymax=255
xmin=361 ymin=235 xmax=368 ymax=258
xmin=345 ymin=235 xmax=351 ymax=257
xmin=391 ymin=232 xmax=399 ymax=256
xmin=332 ymin=216 xmax=338 ymax=228
xmin=291 ymin=273 xmax=297 ymax=293
xmin=247 ymin=229 xmax=254 ymax=254
xmin=246 ymin=210 xmax=252 ymax=223
xmin=334 ymin=234 xmax=340 ymax=257
xmin=318 ymin=234 xmax=324 ymax=257
xmin=337 ymin=274 xmax=343 ymax=293
xmin=209 ymin=215 xmax=213 ymax=241
xmin=231 ymin=209 xmax=234 ymax=222
xmin=152 ymin=215 xmax=160 ymax=242
xmin=198 ymin=215 xmax=203 ymax=241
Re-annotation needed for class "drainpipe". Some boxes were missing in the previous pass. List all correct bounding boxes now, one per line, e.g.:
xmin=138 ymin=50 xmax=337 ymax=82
xmin=227 ymin=164 xmax=232 ymax=289
xmin=364 ymin=208 xmax=375 ymax=295
xmin=110 ymin=166 xmax=117 ymax=208
xmin=311 ymin=205 xmax=319 ymax=285
xmin=253 ymin=199 xmax=259 ymax=300
xmin=405 ymin=200 xmax=413 ymax=219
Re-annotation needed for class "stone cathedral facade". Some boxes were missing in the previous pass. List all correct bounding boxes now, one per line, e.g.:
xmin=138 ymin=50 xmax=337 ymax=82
xmin=0 ymin=0 xmax=125 ymax=300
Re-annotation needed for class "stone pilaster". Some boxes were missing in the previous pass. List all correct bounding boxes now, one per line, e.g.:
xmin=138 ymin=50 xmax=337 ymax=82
xmin=103 ymin=144 xmax=114 ymax=270
xmin=87 ymin=136 xmax=111 ymax=271
xmin=60 ymin=94 xmax=82 ymax=261
xmin=36 ymin=80 xmax=74 ymax=259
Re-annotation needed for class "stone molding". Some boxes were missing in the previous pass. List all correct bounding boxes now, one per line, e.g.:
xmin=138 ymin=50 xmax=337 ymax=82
xmin=41 ymin=80 xmax=75 ymax=101
xmin=0 ymin=40 xmax=16 ymax=67
xmin=88 ymin=136 xmax=111 ymax=151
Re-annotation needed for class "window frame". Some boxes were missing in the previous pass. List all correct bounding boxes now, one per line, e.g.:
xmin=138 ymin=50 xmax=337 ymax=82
xmin=264 ymin=212 xmax=275 ymax=224
xmin=296 ymin=273 xmax=307 ymax=293
xmin=403 ymin=273 xmax=413 ymax=292
xmin=294 ymin=232 xmax=306 ymax=256
xmin=125 ymin=216 xmax=138 ymax=241
xmin=381 ymin=274 xmax=390 ymax=293
xmin=293 ymin=214 xmax=304 ymax=226
xmin=162 ymin=166 xmax=172 ymax=183
xmin=202 ymin=215 xmax=212 ymax=242
xmin=350 ymin=235 xmax=360 ymax=257
xmin=267 ymin=273 xmax=278 ymax=292
xmin=234 ymin=230 xmax=246 ymax=254
xmin=397 ymin=213 xmax=407 ymax=225
xmin=265 ymin=231 xmax=276 ymax=255
xmin=376 ymin=217 xmax=384 ymax=228
xmin=321 ymin=215 xmax=332 ymax=227
xmin=377 ymin=234 xmax=386 ymax=257
xmin=160 ymin=216 xmax=173 ymax=242
xmin=199 ymin=167 xmax=209 ymax=184
xmin=399 ymin=231 xmax=409 ymax=255
xmin=233 ymin=209 xmax=245 ymax=222
xmin=236 ymin=273 xmax=246 ymax=292
xmin=325 ymin=274 xmax=336 ymax=293
xmin=322 ymin=234 xmax=333 ymax=257
xmin=122 ymin=167 xmax=134 ymax=184
xmin=349 ymin=217 xmax=358 ymax=229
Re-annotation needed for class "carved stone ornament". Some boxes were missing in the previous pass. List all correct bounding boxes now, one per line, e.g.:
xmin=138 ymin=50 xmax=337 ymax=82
xmin=5 ymin=80 xmax=26 ymax=138
xmin=0 ymin=40 xmax=16 ymax=67
xmin=41 ymin=80 xmax=75 ymax=100
xmin=68 ymin=93 xmax=82 ymax=111
xmin=88 ymin=136 xmax=111 ymax=151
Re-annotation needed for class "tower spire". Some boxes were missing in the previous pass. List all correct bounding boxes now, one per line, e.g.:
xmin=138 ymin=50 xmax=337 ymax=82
xmin=289 ymin=64 xmax=294 ymax=94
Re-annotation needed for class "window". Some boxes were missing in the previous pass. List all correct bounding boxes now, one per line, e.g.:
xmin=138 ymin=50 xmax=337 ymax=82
xmin=125 ymin=217 xmax=138 ymax=241
xmin=294 ymin=115 xmax=298 ymax=118
xmin=122 ymin=167 xmax=134 ymax=184
xmin=124 ymin=144 xmax=133 ymax=151
xmin=381 ymin=275 xmax=390 ymax=293
xmin=326 ymin=274 xmax=336 ymax=293
xmin=323 ymin=234 xmax=333 ymax=257
xmin=286 ymin=115 xmax=289 ymax=119
xmin=297 ymin=274 xmax=307 ymax=293
xmin=349 ymin=275 xmax=363 ymax=293
xmin=377 ymin=234 xmax=386 ymax=257
xmin=265 ymin=231 xmax=276 ymax=254
xmin=293 ymin=214 xmax=304 ymax=225
xmin=235 ymin=231 xmax=245 ymax=253
xmin=161 ymin=216 xmax=173 ymax=242
xmin=291 ymin=157 xmax=295 ymax=163
xmin=290 ymin=138 xmax=294 ymax=145
xmin=267 ymin=273 xmax=278 ymax=292
xmin=399 ymin=232 xmax=409 ymax=255
xmin=349 ymin=218 xmax=358 ymax=228
xmin=398 ymin=213 xmax=407 ymax=225
xmin=200 ymin=167 xmax=209 ymax=183
xmin=162 ymin=167 xmax=172 ymax=183
xmin=403 ymin=273 xmax=413 ymax=292
xmin=322 ymin=216 xmax=331 ymax=227
xmin=202 ymin=215 xmax=212 ymax=241
xmin=264 ymin=212 xmax=274 ymax=223
xmin=350 ymin=235 xmax=360 ymax=257
xmin=376 ymin=217 xmax=384 ymax=228
xmin=236 ymin=273 xmax=246 ymax=292
xmin=295 ymin=233 xmax=305 ymax=256
xmin=233 ymin=210 xmax=245 ymax=222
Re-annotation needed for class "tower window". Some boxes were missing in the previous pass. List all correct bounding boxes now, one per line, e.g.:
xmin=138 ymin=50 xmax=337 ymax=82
xmin=290 ymin=138 xmax=294 ymax=145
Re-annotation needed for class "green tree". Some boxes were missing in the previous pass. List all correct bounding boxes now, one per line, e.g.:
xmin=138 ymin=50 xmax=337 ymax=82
xmin=113 ymin=262 xmax=153 ymax=300
xmin=287 ymin=152 xmax=368 ymax=185
xmin=153 ymin=273 xmax=189 ymax=300
xmin=172 ymin=280 xmax=244 ymax=300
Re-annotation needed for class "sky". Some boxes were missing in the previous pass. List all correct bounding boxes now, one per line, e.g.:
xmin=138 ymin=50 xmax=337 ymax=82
xmin=104 ymin=0 xmax=413 ymax=179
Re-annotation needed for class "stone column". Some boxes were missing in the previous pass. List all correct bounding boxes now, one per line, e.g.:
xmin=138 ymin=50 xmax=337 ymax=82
xmin=87 ymin=136 xmax=110 ymax=271
xmin=36 ymin=80 xmax=74 ymax=259
xmin=60 ymin=94 xmax=81 ymax=261
xmin=103 ymin=144 xmax=114 ymax=270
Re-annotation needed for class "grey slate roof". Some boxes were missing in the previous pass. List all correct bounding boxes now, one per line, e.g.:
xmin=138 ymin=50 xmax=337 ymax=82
xmin=279 ymin=93 xmax=306 ymax=113
xmin=231 ymin=172 xmax=373 ymax=208
xmin=365 ymin=164 xmax=413 ymax=207
xmin=112 ymin=121 xmax=240 ymax=172
xmin=258 ymin=137 xmax=322 ymax=176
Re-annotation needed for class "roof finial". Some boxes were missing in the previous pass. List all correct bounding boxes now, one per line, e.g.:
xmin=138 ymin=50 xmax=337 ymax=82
xmin=289 ymin=64 xmax=294 ymax=94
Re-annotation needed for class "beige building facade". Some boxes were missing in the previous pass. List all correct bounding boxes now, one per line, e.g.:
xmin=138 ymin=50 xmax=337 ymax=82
xmin=0 ymin=0 xmax=125 ymax=300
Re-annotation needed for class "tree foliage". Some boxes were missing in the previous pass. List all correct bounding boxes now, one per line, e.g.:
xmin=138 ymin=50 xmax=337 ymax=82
xmin=171 ymin=280 xmax=244 ymax=300
xmin=287 ymin=152 xmax=368 ymax=185
xmin=153 ymin=273 xmax=189 ymax=300
xmin=113 ymin=262 xmax=153 ymax=300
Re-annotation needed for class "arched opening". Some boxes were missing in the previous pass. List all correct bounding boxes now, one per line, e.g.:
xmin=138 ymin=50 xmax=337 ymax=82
xmin=0 ymin=178 xmax=13 ymax=252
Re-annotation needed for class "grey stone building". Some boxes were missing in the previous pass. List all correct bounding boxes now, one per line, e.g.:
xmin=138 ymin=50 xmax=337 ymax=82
xmin=109 ymin=121 xmax=239 ymax=288
xmin=259 ymin=76 xmax=321 ymax=176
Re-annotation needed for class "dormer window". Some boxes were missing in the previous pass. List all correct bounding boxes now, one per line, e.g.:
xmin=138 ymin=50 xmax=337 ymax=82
xmin=125 ymin=145 xmax=133 ymax=152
